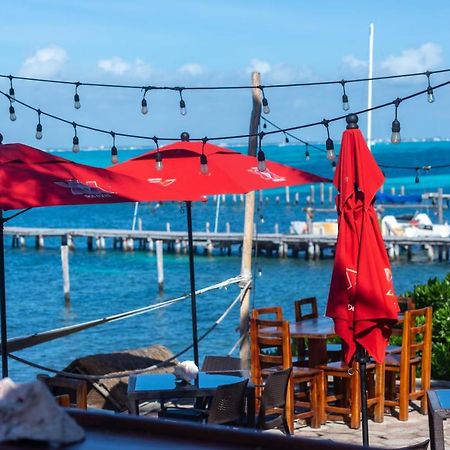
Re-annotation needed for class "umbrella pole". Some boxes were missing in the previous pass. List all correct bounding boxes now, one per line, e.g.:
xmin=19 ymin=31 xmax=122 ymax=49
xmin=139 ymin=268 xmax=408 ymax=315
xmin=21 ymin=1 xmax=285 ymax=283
xmin=357 ymin=344 xmax=369 ymax=447
xmin=186 ymin=201 xmax=199 ymax=368
xmin=0 ymin=210 xmax=8 ymax=378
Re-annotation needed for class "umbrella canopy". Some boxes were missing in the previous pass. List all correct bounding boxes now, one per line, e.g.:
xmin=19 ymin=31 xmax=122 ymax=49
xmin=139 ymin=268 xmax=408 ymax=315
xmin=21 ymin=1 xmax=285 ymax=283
xmin=108 ymin=140 xmax=328 ymax=194
xmin=326 ymin=126 xmax=399 ymax=365
xmin=110 ymin=140 xmax=330 ymax=367
xmin=0 ymin=143 xmax=200 ymax=210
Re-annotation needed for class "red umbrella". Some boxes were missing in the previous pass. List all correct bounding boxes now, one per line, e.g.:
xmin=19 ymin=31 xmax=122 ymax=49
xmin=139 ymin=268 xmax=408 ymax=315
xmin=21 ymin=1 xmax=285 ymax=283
xmin=0 ymin=143 xmax=200 ymax=209
xmin=326 ymin=117 xmax=399 ymax=446
xmin=0 ymin=142 xmax=203 ymax=378
xmin=110 ymin=139 xmax=330 ymax=367
xmin=326 ymin=124 xmax=399 ymax=364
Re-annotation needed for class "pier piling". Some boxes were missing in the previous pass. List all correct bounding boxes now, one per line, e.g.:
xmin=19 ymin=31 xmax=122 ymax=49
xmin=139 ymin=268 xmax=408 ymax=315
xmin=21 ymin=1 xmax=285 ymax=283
xmin=60 ymin=236 xmax=70 ymax=304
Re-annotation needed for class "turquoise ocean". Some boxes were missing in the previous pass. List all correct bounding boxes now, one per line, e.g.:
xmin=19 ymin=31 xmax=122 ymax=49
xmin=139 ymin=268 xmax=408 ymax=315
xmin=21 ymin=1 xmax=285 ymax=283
xmin=5 ymin=140 xmax=450 ymax=381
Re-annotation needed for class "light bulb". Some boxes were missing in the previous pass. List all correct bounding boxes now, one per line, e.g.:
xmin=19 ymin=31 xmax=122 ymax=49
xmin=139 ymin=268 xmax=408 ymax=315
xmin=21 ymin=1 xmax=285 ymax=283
xmin=200 ymin=154 xmax=208 ymax=174
xmin=391 ymin=119 xmax=401 ymax=144
xmin=155 ymin=152 xmax=163 ymax=171
xmin=284 ymin=136 xmax=289 ymax=144
xmin=342 ymin=94 xmax=350 ymax=111
xmin=9 ymin=105 xmax=16 ymax=121
xmin=262 ymin=97 xmax=270 ymax=114
xmin=332 ymin=161 xmax=337 ymax=172
xmin=9 ymin=87 xmax=15 ymax=102
xmin=141 ymin=98 xmax=148 ymax=114
xmin=326 ymin=138 xmax=335 ymax=161
xmin=72 ymin=135 xmax=80 ymax=153
xmin=415 ymin=172 xmax=420 ymax=183
xmin=111 ymin=145 xmax=118 ymax=164
xmin=74 ymin=93 xmax=81 ymax=109
xmin=179 ymin=99 xmax=187 ymax=116
xmin=257 ymin=149 xmax=266 ymax=172
xmin=35 ymin=123 xmax=43 ymax=140
xmin=0 ymin=133 xmax=3 ymax=144
xmin=305 ymin=149 xmax=310 ymax=161
xmin=427 ymin=87 xmax=435 ymax=103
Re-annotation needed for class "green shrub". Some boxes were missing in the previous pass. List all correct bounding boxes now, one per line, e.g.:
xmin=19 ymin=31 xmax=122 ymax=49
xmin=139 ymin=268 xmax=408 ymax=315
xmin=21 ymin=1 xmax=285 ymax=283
xmin=403 ymin=273 xmax=450 ymax=380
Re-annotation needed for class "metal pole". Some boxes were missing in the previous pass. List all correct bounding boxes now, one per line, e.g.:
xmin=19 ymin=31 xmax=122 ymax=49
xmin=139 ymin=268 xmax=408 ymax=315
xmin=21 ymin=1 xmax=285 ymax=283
xmin=357 ymin=345 xmax=369 ymax=447
xmin=0 ymin=211 xmax=8 ymax=377
xmin=367 ymin=23 xmax=375 ymax=150
xmin=186 ymin=201 xmax=199 ymax=367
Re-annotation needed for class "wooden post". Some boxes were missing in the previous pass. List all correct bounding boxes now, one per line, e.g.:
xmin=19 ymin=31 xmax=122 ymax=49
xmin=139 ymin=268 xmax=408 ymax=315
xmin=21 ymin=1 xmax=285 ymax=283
xmin=437 ymin=188 xmax=444 ymax=224
xmin=328 ymin=186 xmax=333 ymax=204
xmin=60 ymin=235 xmax=70 ymax=304
xmin=239 ymin=71 xmax=260 ymax=368
xmin=156 ymin=240 xmax=164 ymax=292
xmin=294 ymin=192 xmax=299 ymax=205
xmin=310 ymin=185 xmax=315 ymax=204
xmin=35 ymin=235 xmax=44 ymax=249
xmin=320 ymin=183 xmax=325 ymax=204
xmin=285 ymin=186 xmax=290 ymax=204
xmin=138 ymin=217 xmax=143 ymax=231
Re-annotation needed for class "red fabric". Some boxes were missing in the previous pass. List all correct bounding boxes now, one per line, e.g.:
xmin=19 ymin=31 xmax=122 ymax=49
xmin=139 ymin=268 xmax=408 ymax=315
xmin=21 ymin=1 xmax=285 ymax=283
xmin=109 ymin=140 xmax=329 ymax=195
xmin=0 ymin=143 xmax=200 ymax=210
xmin=326 ymin=129 xmax=399 ymax=364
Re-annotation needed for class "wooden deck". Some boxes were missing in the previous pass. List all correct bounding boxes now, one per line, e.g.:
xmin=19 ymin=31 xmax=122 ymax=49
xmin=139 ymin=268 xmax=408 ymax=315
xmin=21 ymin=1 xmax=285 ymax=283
xmin=4 ymin=226 xmax=450 ymax=260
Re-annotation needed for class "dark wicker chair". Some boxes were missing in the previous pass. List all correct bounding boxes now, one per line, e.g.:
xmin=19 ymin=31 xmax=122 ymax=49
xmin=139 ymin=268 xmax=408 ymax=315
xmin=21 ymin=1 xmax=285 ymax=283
xmin=257 ymin=367 xmax=291 ymax=435
xmin=388 ymin=440 xmax=429 ymax=450
xmin=159 ymin=379 xmax=249 ymax=426
xmin=201 ymin=355 xmax=242 ymax=375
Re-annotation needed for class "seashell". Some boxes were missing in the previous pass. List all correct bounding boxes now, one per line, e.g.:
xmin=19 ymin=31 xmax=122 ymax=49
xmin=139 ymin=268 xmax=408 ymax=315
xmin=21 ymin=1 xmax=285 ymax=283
xmin=0 ymin=378 xmax=85 ymax=444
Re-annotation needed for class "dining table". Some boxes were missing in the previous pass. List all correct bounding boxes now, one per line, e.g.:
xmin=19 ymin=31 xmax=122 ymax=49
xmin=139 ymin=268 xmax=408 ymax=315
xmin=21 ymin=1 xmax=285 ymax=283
xmin=127 ymin=371 xmax=255 ymax=427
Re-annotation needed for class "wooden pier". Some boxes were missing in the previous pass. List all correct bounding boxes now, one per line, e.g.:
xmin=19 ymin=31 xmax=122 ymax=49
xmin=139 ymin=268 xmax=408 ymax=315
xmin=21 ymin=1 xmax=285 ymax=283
xmin=4 ymin=226 xmax=450 ymax=261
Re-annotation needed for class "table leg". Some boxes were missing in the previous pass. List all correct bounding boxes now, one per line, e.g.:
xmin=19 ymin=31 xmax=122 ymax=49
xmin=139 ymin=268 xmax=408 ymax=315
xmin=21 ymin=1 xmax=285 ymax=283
xmin=308 ymin=338 xmax=327 ymax=367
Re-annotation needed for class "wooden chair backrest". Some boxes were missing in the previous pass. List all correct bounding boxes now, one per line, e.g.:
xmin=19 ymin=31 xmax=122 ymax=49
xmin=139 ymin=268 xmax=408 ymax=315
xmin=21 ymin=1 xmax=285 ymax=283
xmin=251 ymin=307 xmax=283 ymax=321
xmin=294 ymin=297 xmax=318 ymax=322
xmin=397 ymin=296 xmax=416 ymax=312
xmin=401 ymin=307 xmax=433 ymax=374
xmin=250 ymin=318 xmax=291 ymax=386
xmin=38 ymin=375 xmax=88 ymax=409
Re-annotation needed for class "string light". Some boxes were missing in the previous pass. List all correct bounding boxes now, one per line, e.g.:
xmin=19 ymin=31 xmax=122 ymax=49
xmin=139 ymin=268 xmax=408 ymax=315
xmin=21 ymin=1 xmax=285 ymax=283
xmin=332 ymin=160 xmax=337 ymax=172
xmin=283 ymin=132 xmax=289 ymax=144
xmin=262 ymin=122 xmax=267 ymax=129
xmin=426 ymin=71 xmax=435 ymax=103
xmin=35 ymin=110 xmax=43 ymax=140
xmin=72 ymin=122 xmax=80 ymax=153
xmin=260 ymin=87 xmax=270 ymax=114
xmin=9 ymin=101 xmax=16 ymax=121
xmin=341 ymin=80 xmax=350 ymax=111
xmin=8 ymin=76 xmax=15 ymax=103
xmin=0 ymin=133 xmax=3 ymax=144
xmin=141 ymin=88 xmax=149 ymax=114
xmin=110 ymin=131 xmax=118 ymax=164
xmin=391 ymin=98 xmax=402 ymax=144
xmin=74 ymin=82 xmax=81 ymax=109
xmin=322 ymin=119 xmax=335 ymax=161
xmin=200 ymin=137 xmax=209 ymax=175
xmin=257 ymin=132 xmax=267 ymax=172
xmin=305 ymin=143 xmax=310 ymax=161
xmin=177 ymin=88 xmax=187 ymax=115
xmin=153 ymin=137 xmax=163 ymax=171
xmin=180 ymin=131 xmax=190 ymax=141
xmin=415 ymin=167 xmax=420 ymax=183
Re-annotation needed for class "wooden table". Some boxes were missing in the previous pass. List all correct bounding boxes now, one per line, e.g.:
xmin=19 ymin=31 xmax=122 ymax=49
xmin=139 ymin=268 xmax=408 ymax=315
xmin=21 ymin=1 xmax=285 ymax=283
xmin=128 ymin=372 xmax=255 ymax=427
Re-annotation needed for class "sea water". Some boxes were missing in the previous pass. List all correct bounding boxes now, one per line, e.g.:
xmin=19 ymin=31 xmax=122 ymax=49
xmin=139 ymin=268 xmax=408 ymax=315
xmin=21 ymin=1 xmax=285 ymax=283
xmin=5 ymin=140 xmax=450 ymax=381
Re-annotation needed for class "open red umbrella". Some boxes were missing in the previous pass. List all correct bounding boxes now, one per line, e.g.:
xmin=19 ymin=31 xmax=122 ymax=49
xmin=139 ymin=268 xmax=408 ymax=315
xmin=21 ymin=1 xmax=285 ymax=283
xmin=0 ymin=143 xmax=203 ymax=378
xmin=110 ymin=139 xmax=330 ymax=367
xmin=326 ymin=115 xmax=399 ymax=445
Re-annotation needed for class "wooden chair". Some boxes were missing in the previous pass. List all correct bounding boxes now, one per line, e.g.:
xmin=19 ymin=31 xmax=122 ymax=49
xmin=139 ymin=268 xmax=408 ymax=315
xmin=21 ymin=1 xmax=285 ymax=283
xmin=390 ymin=296 xmax=416 ymax=340
xmin=250 ymin=318 xmax=323 ymax=434
xmin=385 ymin=306 xmax=433 ymax=421
xmin=37 ymin=374 xmax=88 ymax=409
xmin=251 ymin=306 xmax=283 ymax=321
xmin=294 ymin=297 xmax=342 ymax=363
xmin=317 ymin=358 xmax=385 ymax=429
xmin=256 ymin=367 xmax=292 ymax=435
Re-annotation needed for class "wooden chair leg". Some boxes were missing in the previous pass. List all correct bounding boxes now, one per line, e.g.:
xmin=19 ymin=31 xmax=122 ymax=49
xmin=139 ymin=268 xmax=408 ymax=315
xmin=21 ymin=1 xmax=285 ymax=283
xmin=286 ymin=377 xmax=294 ymax=434
xmin=373 ymin=363 xmax=384 ymax=423
xmin=350 ymin=368 xmax=361 ymax=429
xmin=399 ymin=365 xmax=410 ymax=421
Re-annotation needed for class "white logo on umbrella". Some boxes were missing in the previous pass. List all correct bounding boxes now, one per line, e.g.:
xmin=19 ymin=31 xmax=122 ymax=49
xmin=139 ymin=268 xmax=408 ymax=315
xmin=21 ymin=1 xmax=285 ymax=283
xmin=147 ymin=178 xmax=176 ymax=187
xmin=345 ymin=268 xmax=357 ymax=290
xmin=247 ymin=167 xmax=287 ymax=182
xmin=54 ymin=180 xmax=115 ymax=198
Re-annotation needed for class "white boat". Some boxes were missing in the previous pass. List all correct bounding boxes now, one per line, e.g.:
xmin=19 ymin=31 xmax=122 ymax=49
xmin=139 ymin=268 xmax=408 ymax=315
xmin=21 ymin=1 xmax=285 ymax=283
xmin=381 ymin=213 xmax=450 ymax=238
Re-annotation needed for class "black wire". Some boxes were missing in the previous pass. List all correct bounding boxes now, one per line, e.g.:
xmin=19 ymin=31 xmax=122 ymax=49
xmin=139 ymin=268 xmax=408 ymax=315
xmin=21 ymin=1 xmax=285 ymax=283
xmin=379 ymin=163 xmax=450 ymax=170
xmin=1 ymin=68 xmax=450 ymax=91
xmin=1 ymin=79 xmax=450 ymax=144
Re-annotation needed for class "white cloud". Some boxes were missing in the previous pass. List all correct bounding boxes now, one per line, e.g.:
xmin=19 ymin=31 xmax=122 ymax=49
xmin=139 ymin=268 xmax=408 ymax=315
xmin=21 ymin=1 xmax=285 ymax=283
xmin=178 ymin=63 xmax=205 ymax=76
xmin=19 ymin=46 xmax=68 ymax=77
xmin=97 ymin=57 xmax=152 ymax=79
xmin=342 ymin=55 xmax=368 ymax=70
xmin=381 ymin=43 xmax=443 ymax=75
xmin=246 ymin=58 xmax=271 ymax=75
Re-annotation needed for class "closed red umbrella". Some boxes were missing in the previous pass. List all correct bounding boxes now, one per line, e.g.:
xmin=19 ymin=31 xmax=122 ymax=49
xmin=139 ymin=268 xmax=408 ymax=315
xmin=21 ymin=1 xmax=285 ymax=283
xmin=326 ymin=116 xmax=399 ymax=446
xmin=110 ymin=139 xmax=330 ymax=367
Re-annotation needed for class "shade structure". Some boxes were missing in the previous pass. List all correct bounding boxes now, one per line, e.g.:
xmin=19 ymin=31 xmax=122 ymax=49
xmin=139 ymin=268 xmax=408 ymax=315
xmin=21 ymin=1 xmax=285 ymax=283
xmin=325 ymin=121 xmax=399 ymax=446
xmin=0 ymin=143 xmax=202 ymax=210
xmin=110 ymin=140 xmax=330 ymax=366
xmin=0 ymin=142 xmax=204 ymax=378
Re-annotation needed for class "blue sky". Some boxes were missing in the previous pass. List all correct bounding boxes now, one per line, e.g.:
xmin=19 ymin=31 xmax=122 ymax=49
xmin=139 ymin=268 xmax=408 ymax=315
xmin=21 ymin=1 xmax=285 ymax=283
xmin=1 ymin=0 xmax=450 ymax=149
